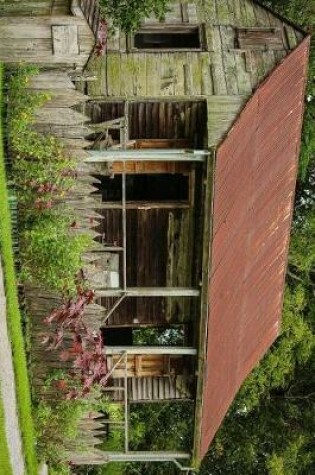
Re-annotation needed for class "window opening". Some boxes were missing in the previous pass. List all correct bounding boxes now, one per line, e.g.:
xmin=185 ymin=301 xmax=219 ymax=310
xmin=236 ymin=27 xmax=283 ymax=50
xmin=134 ymin=26 xmax=200 ymax=50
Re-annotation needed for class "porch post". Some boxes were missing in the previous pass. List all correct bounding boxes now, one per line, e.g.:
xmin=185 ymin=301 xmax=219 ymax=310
xmin=105 ymin=346 xmax=197 ymax=355
xmin=95 ymin=287 xmax=200 ymax=297
xmin=70 ymin=450 xmax=191 ymax=465
xmin=85 ymin=149 xmax=208 ymax=162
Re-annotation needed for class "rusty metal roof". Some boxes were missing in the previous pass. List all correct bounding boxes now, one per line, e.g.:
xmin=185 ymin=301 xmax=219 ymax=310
xmin=199 ymin=36 xmax=310 ymax=460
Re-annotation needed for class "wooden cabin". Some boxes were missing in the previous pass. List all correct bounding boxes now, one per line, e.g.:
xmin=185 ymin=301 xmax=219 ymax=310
xmin=2 ymin=0 xmax=310 ymax=471
xmin=68 ymin=1 xmax=310 ymax=468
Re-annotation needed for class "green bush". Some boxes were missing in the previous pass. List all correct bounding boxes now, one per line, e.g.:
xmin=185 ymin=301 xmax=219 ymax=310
xmin=20 ymin=214 xmax=92 ymax=295
xmin=100 ymin=0 xmax=168 ymax=32
xmin=7 ymin=66 xmax=94 ymax=295
xmin=34 ymin=399 xmax=87 ymax=472
xmin=34 ymin=387 xmax=126 ymax=473
xmin=8 ymin=66 xmax=76 ymax=216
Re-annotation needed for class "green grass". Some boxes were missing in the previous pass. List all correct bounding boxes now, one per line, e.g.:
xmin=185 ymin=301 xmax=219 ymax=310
xmin=0 ymin=64 xmax=38 ymax=474
xmin=0 ymin=62 xmax=14 ymax=475
xmin=0 ymin=403 xmax=12 ymax=475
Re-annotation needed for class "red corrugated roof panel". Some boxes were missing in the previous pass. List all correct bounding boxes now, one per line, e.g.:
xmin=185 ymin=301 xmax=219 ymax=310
xmin=200 ymin=37 xmax=310 ymax=459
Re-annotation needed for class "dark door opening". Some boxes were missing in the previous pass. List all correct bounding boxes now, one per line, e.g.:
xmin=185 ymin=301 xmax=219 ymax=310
xmin=102 ymin=325 xmax=188 ymax=347
xmin=128 ymin=101 xmax=207 ymax=148
xmin=102 ymin=327 xmax=133 ymax=346
xmin=94 ymin=173 xmax=190 ymax=203
xmin=85 ymin=100 xmax=207 ymax=149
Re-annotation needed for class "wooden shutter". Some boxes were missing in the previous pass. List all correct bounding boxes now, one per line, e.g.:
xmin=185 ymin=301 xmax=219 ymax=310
xmin=236 ymin=27 xmax=283 ymax=50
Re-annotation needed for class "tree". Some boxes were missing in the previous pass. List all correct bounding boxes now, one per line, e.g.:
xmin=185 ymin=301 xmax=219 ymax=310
xmin=99 ymin=0 xmax=168 ymax=32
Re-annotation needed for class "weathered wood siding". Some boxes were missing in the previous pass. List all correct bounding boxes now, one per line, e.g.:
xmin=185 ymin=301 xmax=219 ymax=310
xmin=22 ymin=72 xmax=106 ymax=400
xmin=0 ymin=0 xmax=70 ymax=16
xmin=98 ymin=206 xmax=195 ymax=326
xmin=106 ymin=1 xmax=199 ymax=51
xmin=0 ymin=13 xmax=95 ymax=69
xmin=79 ymin=0 xmax=100 ymax=36
xmin=85 ymin=99 xmax=207 ymax=147
xmin=25 ymin=73 xmax=198 ymax=402
xmin=86 ymin=0 xmax=305 ymax=146
xmin=109 ymin=375 xmax=193 ymax=402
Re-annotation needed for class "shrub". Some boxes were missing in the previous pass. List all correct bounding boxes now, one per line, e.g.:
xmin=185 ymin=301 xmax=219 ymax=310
xmin=7 ymin=67 xmax=94 ymax=296
xmin=42 ymin=291 xmax=109 ymax=399
xmin=34 ymin=385 xmax=125 ymax=472
xmin=20 ymin=214 xmax=93 ymax=295
xmin=12 ymin=158 xmax=76 ymax=215
xmin=99 ymin=0 xmax=168 ymax=32
xmin=8 ymin=66 xmax=76 ymax=216
xmin=34 ymin=399 xmax=87 ymax=471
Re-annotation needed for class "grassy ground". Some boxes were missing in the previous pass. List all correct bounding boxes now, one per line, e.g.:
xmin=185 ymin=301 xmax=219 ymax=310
xmin=0 ymin=61 xmax=14 ymax=475
xmin=0 ymin=64 xmax=38 ymax=474
xmin=0 ymin=403 xmax=12 ymax=474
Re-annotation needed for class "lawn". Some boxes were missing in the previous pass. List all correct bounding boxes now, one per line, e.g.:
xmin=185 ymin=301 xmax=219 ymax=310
xmin=0 ymin=402 xmax=12 ymax=474
xmin=0 ymin=63 xmax=38 ymax=475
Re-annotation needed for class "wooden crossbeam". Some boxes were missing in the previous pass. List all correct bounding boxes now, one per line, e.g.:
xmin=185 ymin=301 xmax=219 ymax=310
xmin=86 ymin=149 xmax=208 ymax=162
xmin=95 ymin=287 xmax=200 ymax=297
xmin=105 ymin=347 xmax=197 ymax=355
xmin=107 ymin=452 xmax=191 ymax=462
xmin=71 ymin=450 xmax=191 ymax=465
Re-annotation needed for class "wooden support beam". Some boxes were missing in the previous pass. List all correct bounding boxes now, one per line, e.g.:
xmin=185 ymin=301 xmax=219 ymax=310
xmin=86 ymin=149 xmax=208 ymax=162
xmin=102 ymin=352 xmax=126 ymax=383
xmin=88 ymin=202 xmax=191 ymax=210
xmin=105 ymin=347 xmax=197 ymax=355
xmin=122 ymin=169 xmax=127 ymax=291
xmin=95 ymin=287 xmax=200 ymax=297
xmin=71 ymin=450 xmax=191 ymax=465
xmin=107 ymin=452 xmax=191 ymax=462
xmin=124 ymin=352 xmax=129 ymax=453
xmin=102 ymin=295 xmax=126 ymax=324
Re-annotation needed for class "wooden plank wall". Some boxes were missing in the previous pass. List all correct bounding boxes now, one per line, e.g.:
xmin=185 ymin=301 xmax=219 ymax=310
xmin=65 ymin=412 xmax=108 ymax=455
xmin=105 ymin=1 xmax=199 ymax=52
xmin=79 ymin=0 xmax=100 ymax=36
xmin=22 ymin=71 xmax=108 ymax=400
xmin=85 ymin=0 xmax=305 ymax=146
xmin=0 ymin=0 xmax=70 ymax=16
xmin=0 ymin=14 xmax=94 ymax=69
xmin=202 ymin=0 xmax=304 ymax=144
xmin=85 ymin=99 xmax=207 ymax=148
xmin=85 ymin=100 xmax=125 ymax=123
xmin=128 ymin=101 xmax=206 ymax=147
xmin=29 ymin=70 xmax=92 ymax=138
xmin=109 ymin=375 xmax=192 ymax=402
xmin=97 ymin=207 xmax=195 ymax=326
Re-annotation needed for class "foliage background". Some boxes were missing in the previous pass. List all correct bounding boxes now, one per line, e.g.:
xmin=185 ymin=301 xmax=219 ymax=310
xmin=99 ymin=0 xmax=168 ymax=32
